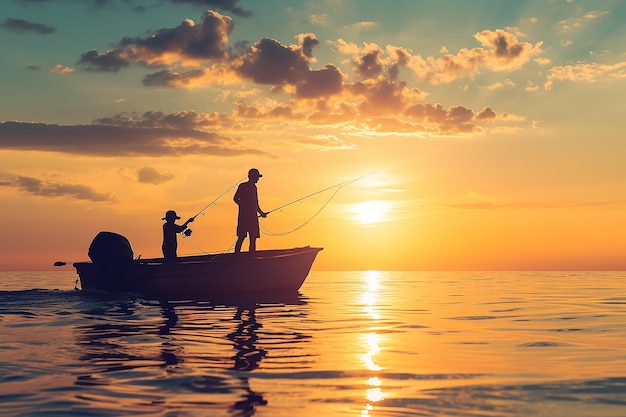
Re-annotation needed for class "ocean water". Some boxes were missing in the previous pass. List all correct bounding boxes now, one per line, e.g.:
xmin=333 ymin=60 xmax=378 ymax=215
xmin=0 ymin=270 xmax=625 ymax=417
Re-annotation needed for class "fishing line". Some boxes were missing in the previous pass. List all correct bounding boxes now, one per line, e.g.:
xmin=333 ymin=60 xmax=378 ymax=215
xmin=264 ymin=172 xmax=375 ymax=215
xmin=183 ymin=234 xmax=209 ymax=254
xmin=179 ymin=176 xmax=245 ymax=253
xmin=260 ymin=186 xmax=342 ymax=236
xmin=260 ymin=171 xmax=376 ymax=236
xmin=184 ymin=234 xmax=237 ymax=255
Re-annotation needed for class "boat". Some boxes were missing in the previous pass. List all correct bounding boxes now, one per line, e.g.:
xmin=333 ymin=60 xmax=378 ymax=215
xmin=73 ymin=232 xmax=323 ymax=300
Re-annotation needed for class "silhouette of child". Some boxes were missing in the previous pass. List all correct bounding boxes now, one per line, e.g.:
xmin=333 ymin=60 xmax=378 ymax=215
xmin=162 ymin=210 xmax=194 ymax=262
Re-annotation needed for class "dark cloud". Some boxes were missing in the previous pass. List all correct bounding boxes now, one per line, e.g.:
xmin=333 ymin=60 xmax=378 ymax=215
xmin=11 ymin=175 xmax=115 ymax=201
xmin=479 ymin=29 xmax=526 ymax=61
xmin=356 ymin=47 xmax=383 ymax=79
xmin=74 ymin=13 xmax=343 ymax=98
xmin=297 ymin=32 xmax=319 ymax=58
xmin=237 ymin=37 xmax=310 ymax=85
xmin=123 ymin=10 xmax=232 ymax=60
xmin=27 ymin=64 xmax=42 ymax=70
xmin=236 ymin=35 xmax=344 ymax=98
xmin=93 ymin=110 xmax=230 ymax=129
xmin=350 ymin=79 xmax=407 ymax=115
xmin=142 ymin=68 xmax=206 ymax=87
xmin=1 ymin=17 xmax=56 ymax=34
xmin=78 ymin=11 xmax=233 ymax=71
xmin=295 ymin=64 xmax=344 ymax=98
xmin=137 ymin=166 xmax=174 ymax=185
xmin=234 ymin=101 xmax=302 ymax=121
xmin=476 ymin=107 xmax=497 ymax=120
xmin=0 ymin=120 xmax=270 ymax=157
xmin=78 ymin=48 xmax=129 ymax=72
xmin=404 ymin=103 xmax=484 ymax=134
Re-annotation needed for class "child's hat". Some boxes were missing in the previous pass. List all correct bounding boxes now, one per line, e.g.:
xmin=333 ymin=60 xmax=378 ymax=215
xmin=162 ymin=210 xmax=180 ymax=220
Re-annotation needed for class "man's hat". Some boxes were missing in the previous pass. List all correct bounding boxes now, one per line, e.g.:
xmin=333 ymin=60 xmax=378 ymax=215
xmin=162 ymin=210 xmax=180 ymax=220
xmin=248 ymin=168 xmax=263 ymax=178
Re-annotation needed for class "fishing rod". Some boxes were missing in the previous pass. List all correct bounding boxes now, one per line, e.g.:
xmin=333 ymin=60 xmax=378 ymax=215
xmin=191 ymin=176 xmax=246 ymax=219
xmin=181 ymin=176 xmax=245 ymax=238
xmin=264 ymin=171 xmax=377 ymax=215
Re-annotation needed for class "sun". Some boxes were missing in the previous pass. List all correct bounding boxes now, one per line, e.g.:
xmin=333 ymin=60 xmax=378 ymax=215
xmin=353 ymin=200 xmax=389 ymax=224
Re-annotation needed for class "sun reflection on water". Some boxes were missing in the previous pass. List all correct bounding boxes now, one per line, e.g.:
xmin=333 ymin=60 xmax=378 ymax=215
xmin=362 ymin=270 xmax=380 ymax=320
xmin=361 ymin=332 xmax=381 ymax=372
xmin=360 ymin=271 xmax=385 ymax=415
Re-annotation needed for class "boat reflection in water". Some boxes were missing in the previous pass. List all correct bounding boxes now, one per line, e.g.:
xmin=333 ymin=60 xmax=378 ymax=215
xmin=74 ymin=291 xmax=307 ymax=416
xmin=228 ymin=306 xmax=268 ymax=414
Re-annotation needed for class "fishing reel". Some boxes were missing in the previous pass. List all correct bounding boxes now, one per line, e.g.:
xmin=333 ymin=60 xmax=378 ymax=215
xmin=183 ymin=228 xmax=193 ymax=237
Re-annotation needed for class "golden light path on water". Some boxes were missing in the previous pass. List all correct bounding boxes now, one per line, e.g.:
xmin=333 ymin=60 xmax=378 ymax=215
xmin=361 ymin=270 xmax=385 ymax=416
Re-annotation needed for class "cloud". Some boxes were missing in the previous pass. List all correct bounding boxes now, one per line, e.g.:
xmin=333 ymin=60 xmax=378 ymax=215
xmin=77 ymin=11 xmax=233 ymax=71
xmin=50 ymin=64 xmax=74 ymax=74
xmin=335 ymin=29 xmax=543 ymax=85
xmin=46 ymin=12 xmax=532 ymax=140
xmin=77 ymin=49 xmax=130 ymax=72
xmin=137 ymin=166 xmax=174 ymax=185
xmin=544 ymin=60 xmax=626 ymax=89
xmin=525 ymin=81 xmax=540 ymax=92
xmin=483 ymin=78 xmax=516 ymax=90
xmin=93 ymin=110 xmax=232 ymax=129
xmin=0 ymin=120 xmax=271 ymax=157
xmin=73 ymin=10 xmax=538 ymax=116
xmin=354 ymin=44 xmax=384 ymax=79
xmin=419 ymin=29 xmax=542 ymax=83
xmin=309 ymin=13 xmax=329 ymax=26
xmin=350 ymin=78 xmax=410 ymax=115
xmin=231 ymin=76 xmax=519 ymax=137
xmin=235 ymin=34 xmax=345 ymax=98
xmin=7 ymin=175 xmax=115 ymax=202
xmin=559 ymin=10 xmax=609 ymax=33
xmin=344 ymin=21 xmax=378 ymax=31
xmin=402 ymin=103 xmax=510 ymax=134
xmin=1 ymin=17 xmax=56 ymax=34
xmin=141 ymin=66 xmax=240 ymax=88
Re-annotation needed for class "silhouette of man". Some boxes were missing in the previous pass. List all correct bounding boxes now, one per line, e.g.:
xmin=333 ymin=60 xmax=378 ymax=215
xmin=234 ymin=168 xmax=267 ymax=253
xmin=162 ymin=210 xmax=194 ymax=262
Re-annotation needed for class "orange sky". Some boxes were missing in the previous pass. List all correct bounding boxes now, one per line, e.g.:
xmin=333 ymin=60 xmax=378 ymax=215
xmin=1 ymin=1 xmax=625 ymax=270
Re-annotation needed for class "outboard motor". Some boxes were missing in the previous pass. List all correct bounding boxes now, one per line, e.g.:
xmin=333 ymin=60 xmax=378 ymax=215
xmin=88 ymin=231 xmax=133 ymax=264
xmin=88 ymin=231 xmax=134 ymax=291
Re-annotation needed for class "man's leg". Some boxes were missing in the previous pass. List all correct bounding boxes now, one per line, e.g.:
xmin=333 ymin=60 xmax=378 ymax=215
xmin=235 ymin=236 xmax=245 ymax=253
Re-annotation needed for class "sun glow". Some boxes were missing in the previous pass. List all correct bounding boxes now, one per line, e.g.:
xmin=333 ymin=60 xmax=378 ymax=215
xmin=353 ymin=200 xmax=389 ymax=224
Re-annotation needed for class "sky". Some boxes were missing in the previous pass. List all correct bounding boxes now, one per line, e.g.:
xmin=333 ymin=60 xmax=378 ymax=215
xmin=1 ymin=0 xmax=625 ymax=271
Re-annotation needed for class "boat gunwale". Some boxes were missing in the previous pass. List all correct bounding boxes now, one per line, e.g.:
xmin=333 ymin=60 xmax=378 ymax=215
xmin=72 ymin=246 xmax=323 ymax=267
